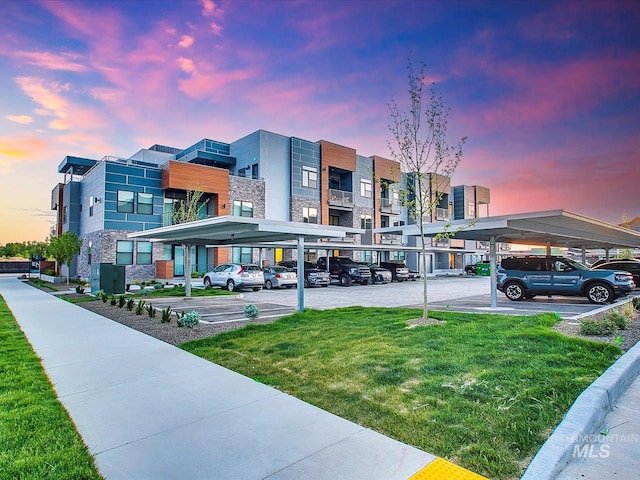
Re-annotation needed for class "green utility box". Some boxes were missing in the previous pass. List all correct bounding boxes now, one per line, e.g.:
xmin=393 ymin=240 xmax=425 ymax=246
xmin=475 ymin=261 xmax=491 ymax=276
xmin=91 ymin=263 xmax=126 ymax=295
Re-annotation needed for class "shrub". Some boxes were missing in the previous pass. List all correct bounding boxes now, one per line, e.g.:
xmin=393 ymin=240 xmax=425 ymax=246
xmin=110 ymin=296 xmax=117 ymax=306
xmin=190 ymin=271 xmax=201 ymax=278
xmin=607 ymin=311 xmax=630 ymax=330
xmin=43 ymin=269 xmax=56 ymax=276
xmin=126 ymin=298 xmax=135 ymax=311
xmin=153 ymin=282 xmax=163 ymax=290
xmin=94 ymin=289 xmax=107 ymax=302
xmin=177 ymin=310 xmax=200 ymax=328
xmin=142 ymin=288 xmax=152 ymax=297
xmin=580 ymin=318 xmax=617 ymax=336
xmin=146 ymin=304 xmax=156 ymax=318
xmin=117 ymin=295 xmax=126 ymax=308
xmin=75 ymin=284 xmax=85 ymax=294
xmin=135 ymin=300 xmax=146 ymax=315
xmin=160 ymin=306 xmax=172 ymax=323
xmin=244 ymin=304 xmax=259 ymax=320
xmin=633 ymin=297 xmax=640 ymax=311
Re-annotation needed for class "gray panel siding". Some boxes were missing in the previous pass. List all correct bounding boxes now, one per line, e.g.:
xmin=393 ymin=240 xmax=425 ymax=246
xmin=291 ymin=137 xmax=320 ymax=201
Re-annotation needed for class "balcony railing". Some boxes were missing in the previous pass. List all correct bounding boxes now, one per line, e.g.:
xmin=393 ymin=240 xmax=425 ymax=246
xmin=380 ymin=197 xmax=401 ymax=214
xmin=328 ymin=189 xmax=353 ymax=207
xmin=435 ymin=208 xmax=450 ymax=221
xmin=321 ymin=232 xmax=357 ymax=243
xmin=380 ymin=233 xmax=402 ymax=245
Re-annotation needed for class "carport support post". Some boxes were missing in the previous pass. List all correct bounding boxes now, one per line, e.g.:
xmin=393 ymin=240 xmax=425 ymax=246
xmin=490 ymin=235 xmax=498 ymax=308
xmin=296 ymin=235 xmax=305 ymax=312
xmin=183 ymin=243 xmax=192 ymax=297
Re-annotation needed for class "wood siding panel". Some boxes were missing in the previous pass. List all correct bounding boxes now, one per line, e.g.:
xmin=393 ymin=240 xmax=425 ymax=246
xmin=372 ymin=156 xmax=401 ymax=234
xmin=319 ymin=141 xmax=357 ymax=225
xmin=161 ymin=161 xmax=229 ymax=215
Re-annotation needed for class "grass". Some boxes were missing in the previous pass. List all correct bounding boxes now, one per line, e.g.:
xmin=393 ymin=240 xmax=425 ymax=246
xmin=0 ymin=295 xmax=103 ymax=480
xmin=137 ymin=285 xmax=237 ymax=298
xmin=181 ymin=307 xmax=621 ymax=479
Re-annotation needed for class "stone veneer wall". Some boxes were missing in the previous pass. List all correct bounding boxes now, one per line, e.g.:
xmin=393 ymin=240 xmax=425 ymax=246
xmin=229 ymin=176 xmax=265 ymax=218
xmin=290 ymin=195 xmax=321 ymax=223
xmin=77 ymin=229 xmax=165 ymax=283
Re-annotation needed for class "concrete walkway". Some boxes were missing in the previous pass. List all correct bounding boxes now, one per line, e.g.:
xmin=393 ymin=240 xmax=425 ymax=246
xmin=0 ymin=277 xmax=436 ymax=479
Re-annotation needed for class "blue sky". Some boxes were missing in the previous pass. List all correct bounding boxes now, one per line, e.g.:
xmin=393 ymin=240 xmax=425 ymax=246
xmin=1 ymin=0 xmax=639 ymax=243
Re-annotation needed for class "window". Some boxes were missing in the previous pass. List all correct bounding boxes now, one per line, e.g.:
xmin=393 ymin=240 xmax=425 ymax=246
xmin=138 ymin=193 xmax=153 ymax=215
xmin=232 ymin=247 xmax=253 ymax=263
xmin=360 ymin=179 xmax=372 ymax=198
xmin=117 ymin=190 xmax=134 ymax=213
xmin=136 ymin=241 xmax=152 ymax=265
xmin=233 ymin=200 xmax=253 ymax=217
xmin=302 ymin=166 xmax=318 ymax=188
xmin=89 ymin=196 xmax=94 ymax=217
xmin=62 ymin=205 xmax=68 ymax=224
xmin=329 ymin=214 xmax=340 ymax=226
xmin=467 ymin=201 xmax=476 ymax=218
xmin=360 ymin=214 xmax=372 ymax=229
xmin=251 ymin=164 xmax=259 ymax=179
xmin=303 ymin=207 xmax=318 ymax=224
xmin=116 ymin=240 xmax=134 ymax=265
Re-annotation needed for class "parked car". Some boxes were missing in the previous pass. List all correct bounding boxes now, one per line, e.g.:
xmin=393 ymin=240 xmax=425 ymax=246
xmin=497 ymin=256 xmax=635 ymax=304
xmin=591 ymin=259 xmax=640 ymax=288
xmin=363 ymin=263 xmax=392 ymax=284
xmin=277 ymin=260 xmax=330 ymax=287
xmin=263 ymin=265 xmax=297 ymax=290
xmin=408 ymin=269 xmax=421 ymax=281
xmin=203 ymin=263 xmax=264 ymax=292
xmin=379 ymin=260 xmax=410 ymax=282
xmin=316 ymin=256 xmax=371 ymax=286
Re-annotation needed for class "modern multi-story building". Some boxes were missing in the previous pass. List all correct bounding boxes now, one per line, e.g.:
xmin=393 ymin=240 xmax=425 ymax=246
xmin=50 ymin=129 xmax=491 ymax=282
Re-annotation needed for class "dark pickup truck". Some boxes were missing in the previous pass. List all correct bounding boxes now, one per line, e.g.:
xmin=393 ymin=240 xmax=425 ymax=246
xmin=317 ymin=256 xmax=371 ymax=286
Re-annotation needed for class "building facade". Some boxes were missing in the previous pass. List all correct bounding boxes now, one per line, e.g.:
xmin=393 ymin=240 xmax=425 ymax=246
xmin=51 ymin=129 xmax=492 ymax=282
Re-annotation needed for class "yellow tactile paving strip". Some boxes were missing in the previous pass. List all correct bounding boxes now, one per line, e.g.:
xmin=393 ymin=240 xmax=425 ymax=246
xmin=409 ymin=457 xmax=489 ymax=479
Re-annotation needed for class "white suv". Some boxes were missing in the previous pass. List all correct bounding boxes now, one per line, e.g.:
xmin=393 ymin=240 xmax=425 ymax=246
xmin=203 ymin=263 xmax=264 ymax=291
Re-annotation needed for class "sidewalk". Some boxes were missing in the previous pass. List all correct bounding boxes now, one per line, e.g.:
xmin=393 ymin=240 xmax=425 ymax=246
xmin=1 ymin=277 xmax=438 ymax=479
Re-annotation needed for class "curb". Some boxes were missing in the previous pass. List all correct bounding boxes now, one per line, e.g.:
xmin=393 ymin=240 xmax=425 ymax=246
xmin=521 ymin=339 xmax=640 ymax=479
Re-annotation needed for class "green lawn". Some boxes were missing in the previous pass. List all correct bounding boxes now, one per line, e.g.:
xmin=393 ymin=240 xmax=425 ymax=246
xmin=0 ymin=296 xmax=103 ymax=480
xmin=181 ymin=307 xmax=621 ymax=479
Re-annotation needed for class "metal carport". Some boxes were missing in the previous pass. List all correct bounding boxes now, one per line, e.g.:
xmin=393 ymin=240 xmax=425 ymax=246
xmin=375 ymin=210 xmax=640 ymax=308
xmin=128 ymin=216 xmax=363 ymax=311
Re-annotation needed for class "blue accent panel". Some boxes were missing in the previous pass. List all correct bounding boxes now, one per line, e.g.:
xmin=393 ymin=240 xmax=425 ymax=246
xmin=146 ymin=187 xmax=164 ymax=197
xmin=127 ymin=213 xmax=163 ymax=223
xmin=146 ymin=169 xmax=162 ymax=179
xmin=105 ymin=211 xmax=126 ymax=221
xmin=143 ymin=222 xmax=163 ymax=229
xmin=105 ymin=220 xmax=144 ymax=231
xmin=128 ymin=176 xmax=160 ymax=187
xmin=105 ymin=173 xmax=127 ymax=184
xmin=107 ymin=164 xmax=146 ymax=177
xmin=105 ymin=182 xmax=143 ymax=193
xmin=105 ymin=192 xmax=116 ymax=201
xmin=104 ymin=201 xmax=117 ymax=211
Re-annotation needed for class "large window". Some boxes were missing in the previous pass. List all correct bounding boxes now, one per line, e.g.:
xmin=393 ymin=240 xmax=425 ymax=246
xmin=136 ymin=241 xmax=152 ymax=265
xmin=233 ymin=200 xmax=253 ymax=217
xmin=116 ymin=240 xmax=134 ymax=265
xmin=232 ymin=247 xmax=253 ymax=263
xmin=302 ymin=166 xmax=318 ymax=188
xmin=303 ymin=207 xmax=318 ymax=224
xmin=138 ymin=192 xmax=154 ymax=215
xmin=117 ymin=190 xmax=134 ymax=213
xmin=360 ymin=179 xmax=372 ymax=198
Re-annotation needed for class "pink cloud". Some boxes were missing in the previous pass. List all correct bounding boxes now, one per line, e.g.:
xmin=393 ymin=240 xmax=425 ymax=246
xmin=178 ymin=35 xmax=194 ymax=48
xmin=200 ymin=0 xmax=222 ymax=18
xmin=0 ymin=136 xmax=49 ymax=170
xmin=14 ymin=50 xmax=88 ymax=71
xmin=6 ymin=115 xmax=34 ymax=124
xmin=177 ymin=57 xmax=197 ymax=75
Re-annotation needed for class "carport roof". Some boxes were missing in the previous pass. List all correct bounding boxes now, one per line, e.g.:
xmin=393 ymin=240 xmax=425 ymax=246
xmin=374 ymin=210 xmax=640 ymax=250
xmin=127 ymin=216 xmax=363 ymax=245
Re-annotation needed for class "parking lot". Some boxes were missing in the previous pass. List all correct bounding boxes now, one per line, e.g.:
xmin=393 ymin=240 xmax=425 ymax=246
xmin=146 ymin=276 xmax=627 ymax=325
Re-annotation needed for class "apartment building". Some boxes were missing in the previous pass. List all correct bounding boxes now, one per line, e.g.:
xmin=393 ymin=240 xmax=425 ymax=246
xmin=51 ymin=129 xmax=490 ymax=282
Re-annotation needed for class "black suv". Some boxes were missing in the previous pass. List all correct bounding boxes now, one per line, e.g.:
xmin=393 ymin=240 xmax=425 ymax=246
xmin=277 ymin=260 xmax=330 ymax=287
xmin=316 ymin=256 xmax=371 ymax=286
xmin=379 ymin=260 xmax=410 ymax=282
xmin=497 ymin=256 xmax=635 ymax=304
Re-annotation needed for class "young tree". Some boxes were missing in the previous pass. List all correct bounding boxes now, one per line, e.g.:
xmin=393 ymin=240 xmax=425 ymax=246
xmin=388 ymin=59 xmax=466 ymax=320
xmin=171 ymin=190 xmax=209 ymax=297
xmin=48 ymin=232 xmax=83 ymax=284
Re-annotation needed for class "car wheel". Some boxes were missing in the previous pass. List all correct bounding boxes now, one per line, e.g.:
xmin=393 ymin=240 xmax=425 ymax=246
xmin=586 ymin=283 xmax=613 ymax=304
xmin=339 ymin=274 xmax=352 ymax=287
xmin=504 ymin=281 xmax=525 ymax=301
xmin=265 ymin=280 xmax=273 ymax=290
xmin=226 ymin=280 xmax=235 ymax=292
xmin=203 ymin=277 xmax=211 ymax=287
xmin=304 ymin=278 xmax=310 ymax=288
xmin=252 ymin=287 xmax=261 ymax=292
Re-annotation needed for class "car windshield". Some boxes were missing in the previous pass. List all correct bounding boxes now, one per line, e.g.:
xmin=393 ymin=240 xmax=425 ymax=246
xmin=338 ymin=258 xmax=356 ymax=265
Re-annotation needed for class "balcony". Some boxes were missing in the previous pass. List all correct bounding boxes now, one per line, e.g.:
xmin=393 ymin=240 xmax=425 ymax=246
xmin=328 ymin=189 xmax=353 ymax=208
xmin=380 ymin=197 xmax=401 ymax=214
xmin=320 ymin=232 xmax=357 ymax=243
xmin=435 ymin=208 xmax=450 ymax=221
xmin=380 ymin=233 xmax=402 ymax=245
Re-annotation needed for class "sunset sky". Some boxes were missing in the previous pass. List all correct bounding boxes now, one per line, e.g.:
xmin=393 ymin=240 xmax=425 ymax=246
xmin=1 ymin=0 xmax=639 ymax=244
